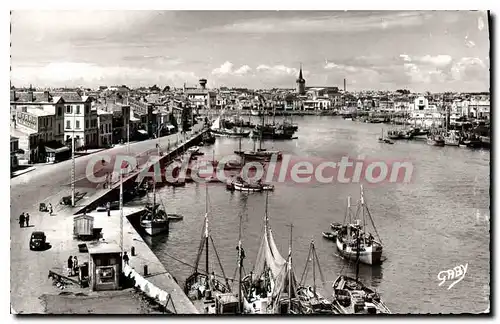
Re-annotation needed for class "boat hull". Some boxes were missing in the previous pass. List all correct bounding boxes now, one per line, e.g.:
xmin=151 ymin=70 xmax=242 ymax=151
xmin=335 ymin=237 xmax=382 ymax=265
xmin=212 ymin=129 xmax=250 ymax=137
xmin=427 ymin=139 xmax=445 ymax=146
xmin=141 ymin=221 xmax=169 ymax=236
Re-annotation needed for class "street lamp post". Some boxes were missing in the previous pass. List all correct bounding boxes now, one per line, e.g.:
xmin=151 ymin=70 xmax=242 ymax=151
xmin=71 ymin=112 xmax=76 ymax=207
xmin=127 ymin=120 xmax=130 ymax=155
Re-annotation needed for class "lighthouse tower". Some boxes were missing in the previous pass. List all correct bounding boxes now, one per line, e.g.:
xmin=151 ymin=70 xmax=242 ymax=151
xmin=296 ymin=64 xmax=306 ymax=95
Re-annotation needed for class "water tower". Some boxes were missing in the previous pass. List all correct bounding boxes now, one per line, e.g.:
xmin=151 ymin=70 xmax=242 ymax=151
xmin=199 ymin=79 xmax=207 ymax=90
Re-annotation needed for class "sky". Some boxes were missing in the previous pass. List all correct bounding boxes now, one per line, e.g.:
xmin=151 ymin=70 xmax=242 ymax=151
xmin=10 ymin=10 xmax=490 ymax=92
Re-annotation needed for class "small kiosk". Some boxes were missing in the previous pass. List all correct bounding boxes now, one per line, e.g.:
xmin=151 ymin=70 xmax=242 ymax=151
xmin=88 ymin=244 xmax=122 ymax=291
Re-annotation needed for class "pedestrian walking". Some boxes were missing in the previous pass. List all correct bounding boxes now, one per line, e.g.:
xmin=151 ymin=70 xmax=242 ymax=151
xmin=106 ymin=202 xmax=111 ymax=217
xmin=67 ymin=256 xmax=73 ymax=276
xmin=73 ymin=256 xmax=79 ymax=275
xmin=123 ymin=251 xmax=129 ymax=265
xmin=48 ymin=203 xmax=53 ymax=216
xmin=19 ymin=213 xmax=25 ymax=228
xmin=25 ymin=213 xmax=30 ymax=227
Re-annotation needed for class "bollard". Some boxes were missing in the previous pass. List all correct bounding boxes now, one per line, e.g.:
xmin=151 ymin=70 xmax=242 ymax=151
xmin=144 ymin=265 xmax=148 ymax=276
xmin=131 ymin=246 xmax=135 ymax=256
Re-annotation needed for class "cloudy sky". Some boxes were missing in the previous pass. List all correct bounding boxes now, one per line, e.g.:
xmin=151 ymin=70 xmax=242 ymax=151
xmin=11 ymin=11 xmax=490 ymax=92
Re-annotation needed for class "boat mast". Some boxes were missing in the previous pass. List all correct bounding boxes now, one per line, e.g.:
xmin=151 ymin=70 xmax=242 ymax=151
xmin=346 ymin=196 xmax=351 ymax=238
xmin=288 ymin=223 xmax=293 ymax=313
xmin=312 ymin=240 xmax=316 ymax=296
xmin=205 ymin=185 xmax=209 ymax=279
xmin=361 ymin=185 xmax=365 ymax=239
xmin=238 ymin=211 xmax=243 ymax=313
xmin=152 ymin=146 xmax=158 ymax=218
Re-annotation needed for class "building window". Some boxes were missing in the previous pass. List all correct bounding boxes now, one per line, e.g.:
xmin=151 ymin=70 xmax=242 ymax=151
xmin=86 ymin=105 xmax=90 ymax=114
xmin=86 ymin=120 xmax=89 ymax=129
xmin=76 ymin=105 xmax=80 ymax=114
xmin=76 ymin=120 xmax=80 ymax=129
xmin=57 ymin=107 xmax=62 ymax=117
xmin=66 ymin=105 xmax=72 ymax=114
xmin=66 ymin=120 xmax=71 ymax=129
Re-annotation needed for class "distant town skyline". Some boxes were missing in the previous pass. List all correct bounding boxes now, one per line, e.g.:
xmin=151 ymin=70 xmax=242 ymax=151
xmin=11 ymin=11 xmax=490 ymax=92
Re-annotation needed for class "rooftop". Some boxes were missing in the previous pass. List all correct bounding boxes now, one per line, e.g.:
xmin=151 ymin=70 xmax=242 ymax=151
xmin=25 ymin=108 xmax=53 ymax=117
xmin=88 ymin=243 xmax=122 ymax=255
xmin=51 ymin=92 xmax=85 ymax=103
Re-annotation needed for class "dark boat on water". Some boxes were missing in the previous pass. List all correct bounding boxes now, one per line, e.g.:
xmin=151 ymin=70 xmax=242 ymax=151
xmin=322 ymin=231 xmax=337 ymax=241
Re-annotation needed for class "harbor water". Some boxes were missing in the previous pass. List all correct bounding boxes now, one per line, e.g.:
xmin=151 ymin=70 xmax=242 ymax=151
xmin=131 ymin=116 xmax=490 ymax=314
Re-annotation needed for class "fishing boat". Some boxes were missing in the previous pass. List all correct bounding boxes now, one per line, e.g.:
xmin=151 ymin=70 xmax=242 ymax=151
xmin=378 ymin=129 xmax=394 ymax=144
xmin=184 ymin=186 xmax=232 ymax=314
xmin=427 ymin=133 xmax=445 ymax=146
xmin=336 ymin=187 xmax=384 ymax=266
xmin=226 ymin=176 xmax=274 ymax=192
xmin=297 ymin=241 xmax=337 ymax=314
xmin=202 ymin=130 xmax=216 ymax=145
xmin=480 ymin=136 xmax=491 ymax=149
xmin=242 ymin=195 xmax=301 ymax=314
xmin=332 ymin=200 xmax=390 ymax=314
xmin=211 ymin=116 xmax=251 ymax=137
xmin=167 ymin=214 xmax=183 ymax=222
xmin=140 ymin=145 xmax=170 ymax=236
xmin=251 ymin=109 xmax=263 ymax=116
xmin=386 ymin=129 xmax=401 ymax=140
xmin=444 ymin=130 xmax=460 ymax=146
xmin=239 ymin=133 xmax=283 ymax=162
xmin=330 ymin=222 xmax=343 ymax=232
xmin=332 ymin=275 xmax=391 ymax=314
xmin=322 ymin=231 xmax=337 ymax=241
xmin=241 ymin=194 xmax=284 ymax=314
xmin=140 ymin=203 xmax=169 ymax=236
xmin=187 ymin=146 xmax=203 ymax=156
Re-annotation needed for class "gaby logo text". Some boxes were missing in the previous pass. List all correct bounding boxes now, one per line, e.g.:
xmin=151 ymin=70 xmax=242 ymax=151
xmin=437 ymin=263 xmax=468 ymax=290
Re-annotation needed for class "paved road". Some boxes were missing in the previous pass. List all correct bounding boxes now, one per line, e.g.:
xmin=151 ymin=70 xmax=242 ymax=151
xmin=10 ymin=125 xmax=204 ymax=313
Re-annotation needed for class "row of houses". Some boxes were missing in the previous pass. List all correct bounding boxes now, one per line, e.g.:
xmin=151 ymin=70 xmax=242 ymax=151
xmin=10 ymin=89 xmax=182 ymax=164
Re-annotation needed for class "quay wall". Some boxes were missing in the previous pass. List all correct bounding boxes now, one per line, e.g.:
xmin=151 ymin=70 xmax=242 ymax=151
xmin=69 ymin=129 xmax=207 ymax=314
xmin=74 ymin=128 xmax=208 ymax=215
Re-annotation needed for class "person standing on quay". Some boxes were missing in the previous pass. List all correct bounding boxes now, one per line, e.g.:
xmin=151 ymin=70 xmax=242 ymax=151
xmin=19 ymin=213 xmax=25 ymax=228
xmin=106 ymin=202 xmax=111 ymax=217
xmin=48 ymin=203 xmax=53 ymax=216
xmin=73 ymin=256 xmax=79 ymax=275
xmin=123 ymin=252 xmax=129 ymax=266
xmin=25 ymin=213 xmax=30 ymax=227
xmin=67 ymin=256 xmax=73 ymax=276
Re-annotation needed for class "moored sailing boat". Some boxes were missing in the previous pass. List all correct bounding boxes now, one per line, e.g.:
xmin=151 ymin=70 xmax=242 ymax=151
xmin=444 ymin=130 xmax=460 ymax=146
xmin=297 ymin=240 xmax=337 ymax=314
xmin=184 ymin=186 xmax=232 ymax=314
xmin=336 ymin=187 xmax=384 ymax=266
xmin=241 ymin=194 xmax=297 ymax=314
xmin=332 ymin=218 xmax=390 ymax=314
xmin=211 ymin=115 xmax=250 ymax=137
xmin=140 ymin=145 xmax=170 ymax=236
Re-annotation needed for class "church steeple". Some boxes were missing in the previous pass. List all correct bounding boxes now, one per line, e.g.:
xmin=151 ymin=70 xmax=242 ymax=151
xmin=296 ymin=63 xmax=306 ymax=95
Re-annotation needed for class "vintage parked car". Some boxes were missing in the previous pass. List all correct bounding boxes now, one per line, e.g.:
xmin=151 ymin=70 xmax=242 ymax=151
xmin=30 ymin=231 xmax=46 ymax=251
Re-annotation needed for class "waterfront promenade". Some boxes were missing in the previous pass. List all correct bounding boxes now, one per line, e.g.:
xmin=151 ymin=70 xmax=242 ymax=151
xmin=11 ymin=124 xmax=204 ymax=314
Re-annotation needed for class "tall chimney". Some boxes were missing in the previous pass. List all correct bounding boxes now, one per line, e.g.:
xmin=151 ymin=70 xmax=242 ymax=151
xmin=199 ymin=79 xmax=207 ymax=90
xmin=344 ymin=78 xmax=346 ymax=93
